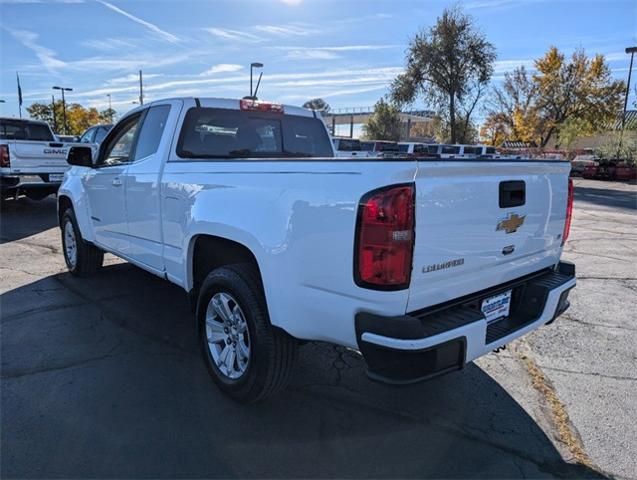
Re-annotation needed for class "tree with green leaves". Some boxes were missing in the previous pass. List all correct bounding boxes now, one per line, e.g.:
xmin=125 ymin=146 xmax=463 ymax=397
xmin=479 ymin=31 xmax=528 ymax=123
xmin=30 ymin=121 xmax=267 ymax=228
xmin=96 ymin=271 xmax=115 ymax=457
xmin=362 ymin=99 xmax=402 ymax=141
xmin=302 ymin=98 xmax=330 ymax=112
xmin=391 ymin=5 xmax=496 ymax=143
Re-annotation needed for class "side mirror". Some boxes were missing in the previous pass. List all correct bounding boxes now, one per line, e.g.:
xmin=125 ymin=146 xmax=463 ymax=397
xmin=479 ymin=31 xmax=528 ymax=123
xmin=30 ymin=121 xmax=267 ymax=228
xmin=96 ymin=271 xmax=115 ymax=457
xmin=67 ymin=146 xmax=94 ymax=167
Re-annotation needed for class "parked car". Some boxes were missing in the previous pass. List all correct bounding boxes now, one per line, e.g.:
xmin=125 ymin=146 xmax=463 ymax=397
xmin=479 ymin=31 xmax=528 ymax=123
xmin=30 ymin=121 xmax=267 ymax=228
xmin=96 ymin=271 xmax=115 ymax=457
xmin=59 ymin=97 xmax=576 ymax=403
xmin=56 ymin=134 xmax=80 ymax=143
xmin=426 ymin=144 xmax=463 ymax=158
xmin=78 ymin=124 xmax=113 ymax=146
xmin=398 ymin=142 xmax=433 ymax=157
xmin=571 ymin=155 xmax=598 ymax=177
xmin=332 ymin=137 xmax=369 ymax=158
xmin=360 ymin=140 xmax=401 ymax=157
xmin=461 ymin=144 xmax=499 ymax=158
xmin=1 ymin=117 xmax=73 ymax=200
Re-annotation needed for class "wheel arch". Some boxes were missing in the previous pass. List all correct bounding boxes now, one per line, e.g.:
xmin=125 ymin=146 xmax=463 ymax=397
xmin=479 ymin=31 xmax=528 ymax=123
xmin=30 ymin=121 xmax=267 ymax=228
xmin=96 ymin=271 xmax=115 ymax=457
xmin=188 ymin=233 xmax=265 ymax=301
xmin=57 ymin=194 xmax=74 ymax=227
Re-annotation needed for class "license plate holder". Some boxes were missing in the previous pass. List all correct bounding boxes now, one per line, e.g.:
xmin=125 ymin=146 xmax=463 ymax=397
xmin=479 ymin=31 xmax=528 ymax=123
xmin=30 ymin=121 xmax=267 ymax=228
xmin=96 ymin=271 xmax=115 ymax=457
xmin=481 ymin=290 xmax=512 ymax=324
xmin=49 ymin=173 xmax=64 ymax=182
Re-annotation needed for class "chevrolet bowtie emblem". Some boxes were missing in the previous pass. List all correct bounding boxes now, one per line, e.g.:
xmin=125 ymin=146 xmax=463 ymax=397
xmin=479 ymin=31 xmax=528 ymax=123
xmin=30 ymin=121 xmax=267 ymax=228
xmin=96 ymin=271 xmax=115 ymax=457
xmin=497 ymin=213 xmax=526 ymax=234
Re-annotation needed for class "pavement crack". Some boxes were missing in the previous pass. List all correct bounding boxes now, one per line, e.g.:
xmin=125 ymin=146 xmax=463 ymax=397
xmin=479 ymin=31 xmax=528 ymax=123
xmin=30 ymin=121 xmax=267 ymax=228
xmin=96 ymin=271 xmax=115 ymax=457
xmin=1 ymin=340 xmax=125 ymax=380
xmin=561 ymin=313 xmax=637 ymax=332
xmin=538 ymin=365 xmax=637 ymax=382
xmin=512 ymin=342 xmax=599 ymax=472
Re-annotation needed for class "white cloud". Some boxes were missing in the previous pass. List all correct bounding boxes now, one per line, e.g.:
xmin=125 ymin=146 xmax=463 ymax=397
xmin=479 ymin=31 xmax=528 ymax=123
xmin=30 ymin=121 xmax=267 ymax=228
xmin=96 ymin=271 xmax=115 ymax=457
xmin=0 ymin=0 xmax=83 ymax=3
xmin=277 ymin=44 xmax=399 ymax=60
xmin=493 ymin=59 xmax=535 ymax=73
xmin=205 ymin=27 xmax=262 ymax=42
xmin=81 ymin=37 xmax=141 ymax=52
xmin=7 ymin=29 xmax=67 ymax=70
xmin=106 ymin=73 xmax=163 ymax=85
xmin=254 ymin=24 xmax=319 ymax=37
xmin=200 ymin=64 xmax=244 ymax=75
xmin=98 ymin=1 xmax=179 ymax=44
xmin=285 ymin=50 xmax=339 ymax=60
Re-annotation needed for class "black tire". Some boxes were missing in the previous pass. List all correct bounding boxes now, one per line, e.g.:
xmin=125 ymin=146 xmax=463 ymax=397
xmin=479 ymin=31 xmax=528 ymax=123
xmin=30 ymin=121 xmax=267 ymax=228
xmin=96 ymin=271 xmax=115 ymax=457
xmin=61 ymin=208 xmax=104 ymax=277
xmin=197 ymin=263 xmax=298 ymax=403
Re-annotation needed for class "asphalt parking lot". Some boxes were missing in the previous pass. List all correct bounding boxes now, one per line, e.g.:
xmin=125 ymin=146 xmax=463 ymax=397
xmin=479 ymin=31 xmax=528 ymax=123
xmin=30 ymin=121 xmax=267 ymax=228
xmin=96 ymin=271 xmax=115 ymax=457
xmin=1 ymin=178 xmax=635 ymax=479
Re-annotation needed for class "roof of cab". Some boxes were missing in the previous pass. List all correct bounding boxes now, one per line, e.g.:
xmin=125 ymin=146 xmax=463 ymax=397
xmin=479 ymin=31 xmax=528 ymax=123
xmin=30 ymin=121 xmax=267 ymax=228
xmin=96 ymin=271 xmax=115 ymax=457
xmin=0 ymin=117 xmax=48 ymax=125
xmin=144 ymin=97 xmax=315 ymax=118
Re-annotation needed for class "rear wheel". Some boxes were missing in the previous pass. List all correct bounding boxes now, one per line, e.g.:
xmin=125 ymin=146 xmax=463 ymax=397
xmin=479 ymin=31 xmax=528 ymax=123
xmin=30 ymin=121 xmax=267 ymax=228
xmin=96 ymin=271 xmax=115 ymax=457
xmin=197 ymin=263 xmax=298 ymax=403
xmin=61 ymin=209 xmax=104 ymax=277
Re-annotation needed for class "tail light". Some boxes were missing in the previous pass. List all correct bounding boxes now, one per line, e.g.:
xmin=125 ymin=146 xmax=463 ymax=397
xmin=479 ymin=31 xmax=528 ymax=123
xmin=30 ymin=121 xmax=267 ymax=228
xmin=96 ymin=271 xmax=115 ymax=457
xmin=562 ymin=178 xmax=574 ymax=245
xmin=0 ymin=145 xmax=9 ymax=168
xmin=355 ymin=184 xmax=415 ymax=290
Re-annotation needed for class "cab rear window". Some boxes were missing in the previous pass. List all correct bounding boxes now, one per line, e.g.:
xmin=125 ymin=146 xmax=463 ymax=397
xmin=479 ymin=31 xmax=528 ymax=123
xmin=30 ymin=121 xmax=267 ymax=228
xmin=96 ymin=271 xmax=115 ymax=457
xmin=177 ymin=108 xmax=333 ymax=159
xmin=0 ymin=120 xmax=54 ymax=141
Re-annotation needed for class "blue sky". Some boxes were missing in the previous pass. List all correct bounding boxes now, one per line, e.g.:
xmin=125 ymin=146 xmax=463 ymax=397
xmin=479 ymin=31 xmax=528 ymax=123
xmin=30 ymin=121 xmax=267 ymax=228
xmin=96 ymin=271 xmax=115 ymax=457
xmin=0 ymin=0 xmax=635 ymax=122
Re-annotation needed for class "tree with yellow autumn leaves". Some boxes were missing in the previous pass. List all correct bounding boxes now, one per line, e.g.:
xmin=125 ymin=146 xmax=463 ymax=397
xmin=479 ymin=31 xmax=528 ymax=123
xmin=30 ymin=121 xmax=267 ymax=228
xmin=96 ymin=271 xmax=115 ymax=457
xmin=27 ymin=100 xmax=115 ymax=136
xmin=482 ymin=47 xmax=625 ymax=147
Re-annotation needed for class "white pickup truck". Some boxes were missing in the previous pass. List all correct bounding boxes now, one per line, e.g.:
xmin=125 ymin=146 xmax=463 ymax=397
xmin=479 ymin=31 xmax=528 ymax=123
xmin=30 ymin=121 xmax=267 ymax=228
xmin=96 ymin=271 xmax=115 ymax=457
xmin=1 ymin=117 xmax=72 ymax=200
xmin=58 ymin=97 xmax=576 ymax=403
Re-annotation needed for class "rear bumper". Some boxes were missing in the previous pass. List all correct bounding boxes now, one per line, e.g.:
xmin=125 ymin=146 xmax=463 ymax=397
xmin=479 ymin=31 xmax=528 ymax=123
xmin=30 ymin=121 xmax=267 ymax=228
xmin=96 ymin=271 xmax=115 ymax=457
xmin=1 ymin=174 xmax=62 ymax=193
xmin=355 ymin=261 xmax=576 ymax=384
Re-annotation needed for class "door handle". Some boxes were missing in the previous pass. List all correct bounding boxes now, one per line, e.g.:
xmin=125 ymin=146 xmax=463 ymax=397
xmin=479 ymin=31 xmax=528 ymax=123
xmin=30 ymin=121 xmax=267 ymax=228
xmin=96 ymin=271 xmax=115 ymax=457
xmin=112 ymin=178 xmax=122 ymax=187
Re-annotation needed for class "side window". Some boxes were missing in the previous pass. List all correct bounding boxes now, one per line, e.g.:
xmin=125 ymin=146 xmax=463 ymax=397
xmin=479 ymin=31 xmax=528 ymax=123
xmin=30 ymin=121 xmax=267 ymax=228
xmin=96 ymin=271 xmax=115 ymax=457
xmin=80 ymin=128 xmax=95 ymax=144
xmin=98 ymin=114 xmax=141 ymax=167
xmin=94 ymin=127 xmax=109 ymax=144
xmin=133 ymin=105 xmax=171 ymax=161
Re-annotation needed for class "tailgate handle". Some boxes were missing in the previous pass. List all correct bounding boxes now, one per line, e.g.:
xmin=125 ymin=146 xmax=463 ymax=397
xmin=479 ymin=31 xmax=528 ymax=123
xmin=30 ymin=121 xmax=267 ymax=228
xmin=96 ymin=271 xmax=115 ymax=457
xmin=499 ymin=180 xmax=525 ymax=208
xmin=49 ymin=142 xmax=64 ymax=147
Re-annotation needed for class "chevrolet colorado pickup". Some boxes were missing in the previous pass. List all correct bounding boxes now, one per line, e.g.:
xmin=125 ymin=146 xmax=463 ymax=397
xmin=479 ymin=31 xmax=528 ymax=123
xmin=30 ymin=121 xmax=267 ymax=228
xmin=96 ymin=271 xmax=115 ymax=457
xmin=58 ymin=97 xmax=576 ymax=403
xmin=1 ymin=117 xmax=72 ymax=200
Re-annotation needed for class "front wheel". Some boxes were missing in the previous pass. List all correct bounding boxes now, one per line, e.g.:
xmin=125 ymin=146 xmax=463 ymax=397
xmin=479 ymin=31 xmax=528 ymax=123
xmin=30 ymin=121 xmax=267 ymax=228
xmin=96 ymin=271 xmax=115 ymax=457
xmin=61 ymin=209 xmax=104 ymax=277
xmin=197 ymin=263 xmax=298 ymax=403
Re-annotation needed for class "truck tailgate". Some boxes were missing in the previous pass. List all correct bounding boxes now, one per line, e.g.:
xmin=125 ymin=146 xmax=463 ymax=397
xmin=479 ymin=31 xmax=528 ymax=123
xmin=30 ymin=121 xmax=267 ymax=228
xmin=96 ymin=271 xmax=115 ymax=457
xmin=407 ymin=160 xmax=571 ymax=312
xmin=9 ymin=140 xmax=70 ymax=172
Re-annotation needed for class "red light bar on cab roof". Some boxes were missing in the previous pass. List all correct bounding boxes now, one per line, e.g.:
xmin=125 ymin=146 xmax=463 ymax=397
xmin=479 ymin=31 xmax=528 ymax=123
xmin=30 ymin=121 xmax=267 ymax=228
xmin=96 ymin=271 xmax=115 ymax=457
xmin=239 ymin=99 xmax=284 ymax=113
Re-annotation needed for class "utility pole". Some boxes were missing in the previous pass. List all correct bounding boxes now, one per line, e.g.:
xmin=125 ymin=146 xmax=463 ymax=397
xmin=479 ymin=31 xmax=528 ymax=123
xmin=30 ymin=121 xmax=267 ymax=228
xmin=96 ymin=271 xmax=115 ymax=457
xmin=51 ymin=94 xmax=57 ymax=133
xmin=106 ymin=93 xmax=113 ymax=122
xmin=619 ymin=46 xmax=637 ymax=157
xmin=139 ymin=70 xmax=144 ymax=105
xmin=52 ymin=86 xmax=72 ymax=134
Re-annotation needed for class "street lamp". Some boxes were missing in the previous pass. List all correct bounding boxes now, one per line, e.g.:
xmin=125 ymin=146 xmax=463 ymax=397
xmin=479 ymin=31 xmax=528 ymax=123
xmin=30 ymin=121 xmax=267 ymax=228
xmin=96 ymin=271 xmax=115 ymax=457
xmin=52 ymin=86 xmax=72 ymax=134
xmin=106 ymin=93 xmax=114 ymax=122
xmin=250 ymin=62 xmax=263 ymax=98
xmin=617 ymin=47 xmax=637 ymax=156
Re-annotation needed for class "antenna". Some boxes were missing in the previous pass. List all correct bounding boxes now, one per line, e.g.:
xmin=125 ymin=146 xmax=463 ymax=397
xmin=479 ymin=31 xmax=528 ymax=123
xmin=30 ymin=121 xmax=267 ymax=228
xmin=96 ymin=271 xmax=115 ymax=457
xmin=252 ymin=72 xmax=263 ymax=100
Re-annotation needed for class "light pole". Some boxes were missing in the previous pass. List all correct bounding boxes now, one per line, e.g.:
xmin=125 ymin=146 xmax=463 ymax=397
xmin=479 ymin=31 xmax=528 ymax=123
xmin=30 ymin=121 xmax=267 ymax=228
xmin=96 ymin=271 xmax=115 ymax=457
xmin=52 ymin=86 xmax=72 ymax=134
xmin=250 ymin=62 xmax=263 ymax=98
xmin=621 ymin=47 xmax=637 ymax=136
xmin=106 ymin=93 xmax=114 ymax=122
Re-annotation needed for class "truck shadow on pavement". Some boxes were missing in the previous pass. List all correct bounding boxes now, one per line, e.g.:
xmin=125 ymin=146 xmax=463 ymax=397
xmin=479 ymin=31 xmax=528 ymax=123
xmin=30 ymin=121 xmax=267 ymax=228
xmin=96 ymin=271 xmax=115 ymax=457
xmin=1 ymin=261 xmax=607 ymax=479
xmin=0 ymin=196 xmax=59 ymax=244
xmin=573 ymin=184 xmax=637 ymax=211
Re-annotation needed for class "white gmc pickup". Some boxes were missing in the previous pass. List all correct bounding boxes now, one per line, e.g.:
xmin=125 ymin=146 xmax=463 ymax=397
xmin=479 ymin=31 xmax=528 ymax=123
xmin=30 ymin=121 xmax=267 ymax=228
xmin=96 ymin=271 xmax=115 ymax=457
xmin=1 ymin=118 xmax=71 ymax=200
xmin=58 ymin=97 xmax=576 ymax=403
